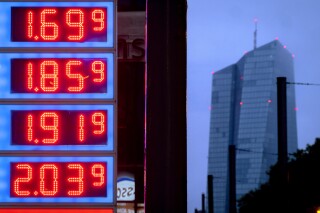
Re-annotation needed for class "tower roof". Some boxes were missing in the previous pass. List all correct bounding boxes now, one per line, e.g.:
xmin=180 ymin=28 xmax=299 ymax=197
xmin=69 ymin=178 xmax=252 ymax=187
xmin=214 ymin=39 xmax=292 ymax=75
xmin=249 ymin=39 xmax=285 ymax=53
xmin=239 ymin=39 xmax=292 ymax=61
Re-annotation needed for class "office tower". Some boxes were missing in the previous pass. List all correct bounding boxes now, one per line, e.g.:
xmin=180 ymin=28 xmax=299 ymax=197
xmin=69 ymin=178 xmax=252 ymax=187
xmin=207 ymin=40 xmax=298 ymax=213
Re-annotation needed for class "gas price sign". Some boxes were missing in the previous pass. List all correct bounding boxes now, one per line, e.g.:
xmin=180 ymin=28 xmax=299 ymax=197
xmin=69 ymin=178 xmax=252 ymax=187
xmin=0 ymin=52 xmax=115 ymax=99
xmin=0 ymin=53 xmax=114 ymax=99
xmin=0 ymin=0 xmax=116 ymax=211
xmin=11 ymin=7 xmax=107 ymax=42
xmin=0 ymin=156 xmax=114 ymax=203
xmin=13 ymin=110 xmax=107 ymax=146
xmin=12 ymin=58 xmax=107 ymax=93
xmin=0 ymin=105 xmax=114 ymax=151
xmin=0 ymin=2 xmax=114 ymax=47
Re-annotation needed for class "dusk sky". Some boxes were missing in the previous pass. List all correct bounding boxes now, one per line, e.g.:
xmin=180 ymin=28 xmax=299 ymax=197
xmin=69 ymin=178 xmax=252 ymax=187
xmin=187 ymin=0 xmax=320 ymax=212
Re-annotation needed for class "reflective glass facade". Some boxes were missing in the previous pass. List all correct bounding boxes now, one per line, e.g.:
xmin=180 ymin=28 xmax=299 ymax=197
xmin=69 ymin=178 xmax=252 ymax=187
xmin=207 ymin=40 xmax=298 ymax=213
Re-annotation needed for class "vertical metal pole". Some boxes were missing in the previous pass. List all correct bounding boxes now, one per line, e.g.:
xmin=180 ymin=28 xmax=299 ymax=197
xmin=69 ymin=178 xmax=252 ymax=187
xmin=277 ymin=77 xmax=288 ymax=178
xmin=277 ymin=77 xmax=288 ymax=211
xmin=229 ymin=145 xmax=236 ymax=213
xmin=202 ymin=193 xmax=205 ymax=213
xmin=208 ymin=175 xmax=214 ymax=213
xmin=146 ymin=0 xmax=187 ymax=212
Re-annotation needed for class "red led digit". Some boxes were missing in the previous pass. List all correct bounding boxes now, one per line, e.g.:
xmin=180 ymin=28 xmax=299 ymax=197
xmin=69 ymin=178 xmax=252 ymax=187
xmin=92 ymin=10 xmax=105 ymax=31
xmin=40 ymin=60 xmax=59 ymax=92
xmin=40 ymin=164 xmax=58 ymax=196
xmin=40 ymin=9 xmax=58 ymax=40
xmin=92 ymin=61 xmax=105 ymax=82
xmin=27 ymin=63 xmax=33 ymax=90
xmin=40 ymin=112 xmax=59 ymax=144
xmin=66 ymin=60 xmax=84 ymax=92
xmin=79 ymin=115 xmax=84 ymax=142
xmin=92 ymin=113 xmax=105 ymax=135
xmin=91 ymin=164 xmax=105 ymax=187
xmin=27 ymin=11 xmax=33 ymax=38
xmin=14 ymin=164 xmax=32 ymax=196
xmin=67 ymin=164 xmax=84 ymax=196
xmin=66 ymin=9 xmax=84 ymax=41
xmin=27 ymin=114 xmax=33 ymax=142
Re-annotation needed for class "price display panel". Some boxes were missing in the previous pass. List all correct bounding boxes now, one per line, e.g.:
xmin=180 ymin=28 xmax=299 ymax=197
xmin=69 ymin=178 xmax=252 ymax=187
xmin=0 ymin=0 xmax=117 ymax=210
xmin=0 ymin=105 xmax=114 ymax=151
xmin=0 ymin=2 xmax=114 ymax=47
xmin=0 ymin=156 xmax=114 ymax=203
xmin=0 ymin=53 xmax=114 ymax=99
xmin=1 ymin=210 xmax=114 ymax=213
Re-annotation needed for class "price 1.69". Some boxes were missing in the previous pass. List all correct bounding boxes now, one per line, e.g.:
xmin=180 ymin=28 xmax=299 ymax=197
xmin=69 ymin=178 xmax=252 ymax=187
xmin=11 ymin=7 xmax=107 ymax=42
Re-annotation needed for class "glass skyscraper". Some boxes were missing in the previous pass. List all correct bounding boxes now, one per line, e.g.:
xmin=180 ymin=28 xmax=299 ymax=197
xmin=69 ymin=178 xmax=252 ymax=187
xmin=207 ymin=40 xmax=298 ymax=213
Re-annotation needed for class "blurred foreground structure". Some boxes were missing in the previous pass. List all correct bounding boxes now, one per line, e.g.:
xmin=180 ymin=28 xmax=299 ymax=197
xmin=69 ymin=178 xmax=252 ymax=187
xmin=117 ymin=0 xmax=187 ymax=212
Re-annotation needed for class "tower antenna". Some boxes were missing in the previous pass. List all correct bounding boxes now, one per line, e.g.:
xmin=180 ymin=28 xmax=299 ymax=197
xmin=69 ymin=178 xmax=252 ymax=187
xmin=254 ymin=18 xmax=258 ymax=49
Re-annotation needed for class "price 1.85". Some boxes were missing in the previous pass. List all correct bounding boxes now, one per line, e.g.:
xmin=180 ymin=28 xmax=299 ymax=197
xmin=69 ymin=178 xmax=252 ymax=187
xmin=11 ymin=58 xmax=107 ymax=93
xmin=11 ymin=110 xmax=107 ymax=145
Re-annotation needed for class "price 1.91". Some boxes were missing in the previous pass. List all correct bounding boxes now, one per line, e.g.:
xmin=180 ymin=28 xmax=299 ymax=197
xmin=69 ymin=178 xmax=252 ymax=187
xmin=12 ymin=110 xmax=107 ymax=145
